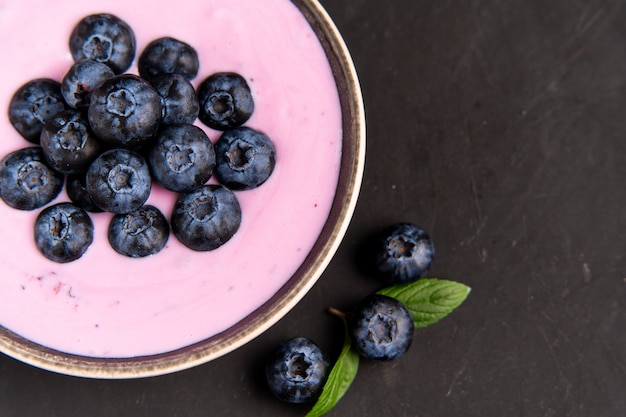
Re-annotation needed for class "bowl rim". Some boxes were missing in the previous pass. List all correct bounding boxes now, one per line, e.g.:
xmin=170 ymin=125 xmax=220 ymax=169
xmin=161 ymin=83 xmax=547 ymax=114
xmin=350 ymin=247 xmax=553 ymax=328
xmin=0 ymin=0 xmax=365 ymax=379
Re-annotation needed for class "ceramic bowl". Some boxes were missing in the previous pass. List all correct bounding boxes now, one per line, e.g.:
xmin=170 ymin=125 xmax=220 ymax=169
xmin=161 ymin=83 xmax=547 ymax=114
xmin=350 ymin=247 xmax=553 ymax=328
xmin=0 ymin=0 xmax=364 ymax=378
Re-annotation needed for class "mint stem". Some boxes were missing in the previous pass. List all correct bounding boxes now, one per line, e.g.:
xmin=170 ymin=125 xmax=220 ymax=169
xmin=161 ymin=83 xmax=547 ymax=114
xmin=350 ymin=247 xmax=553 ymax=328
xmin=327 ymin=307 xmax=349 ymax=320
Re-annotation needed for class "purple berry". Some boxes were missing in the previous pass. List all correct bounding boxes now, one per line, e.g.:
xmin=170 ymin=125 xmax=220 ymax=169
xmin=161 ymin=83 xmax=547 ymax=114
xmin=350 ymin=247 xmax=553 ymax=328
xmin=40 ymin=109 xmax=103 ymax=174
xmin=265 ymin=337 xmax=329 ymax=404
xmin=0 ymin=147 xmax=63 ymax=210
xmin=171 ymin=184 xmax=241 ymax=251
xmin=34 ymin=202 xmax=94 ymax=263
xmin=86 ymin=148 xmax=151 ymax=214
xmin=375 ymin=223 xmax=435 ymax=284
xmin=197 ymin=72 xmax=254 ymax=131
xmin=148 ymin=124 xmax=215 ymax=193
xmin=8 ymin=78 xmax=67 ymax=144
xmin=88 ymin=74 xmax=162 ymax=148
xmin=214 ymin=126 xmax=276 ymax=190
xmin=138 ymin=37 xmax=199 ymax=82
xmin=151 ymin=73 xmax=199 ymax=126
xmin=108 ymin=205 xmax=170 ymax=258
xmin=61 ymin=59 xmax=115 ymax=109
xmin=348 ymin=294 xmax=414 ymax=361
xmin=69 ymin=13 xmax=136 ymax=74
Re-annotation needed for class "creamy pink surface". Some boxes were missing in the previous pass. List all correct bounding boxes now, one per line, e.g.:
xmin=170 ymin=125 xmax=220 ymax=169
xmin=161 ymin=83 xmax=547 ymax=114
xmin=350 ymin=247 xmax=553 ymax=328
xmin=0 ymin=0 xmax=342 ymax=357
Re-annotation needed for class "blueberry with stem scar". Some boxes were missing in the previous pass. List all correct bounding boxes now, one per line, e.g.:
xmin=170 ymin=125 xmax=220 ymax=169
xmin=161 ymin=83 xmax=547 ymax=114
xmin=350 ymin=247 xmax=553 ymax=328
xmin=375 ymin=223 xmax=435 ymax=284
xmin=34 ymin=202 xmax=94 ymax=263
xmin=265 ymin=337 xmax=329 ymax=404
xmin=0 ymin=147 xmax=64 ymax=211
xmin=86 ymin=148 xmax=151 ymax=214
xmin=348 ymin=294 xmax=414 ymax=361
xmin=69 ymin=13 xmax=136 ymax=74
xmin=108 ymin=205 xmax=169 ymax=258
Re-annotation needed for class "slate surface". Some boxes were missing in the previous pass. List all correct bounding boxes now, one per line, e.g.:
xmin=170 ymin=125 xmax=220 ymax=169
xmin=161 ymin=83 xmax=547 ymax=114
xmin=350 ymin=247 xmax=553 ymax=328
xmin=2 ymin=0 xmax=625 ymax=416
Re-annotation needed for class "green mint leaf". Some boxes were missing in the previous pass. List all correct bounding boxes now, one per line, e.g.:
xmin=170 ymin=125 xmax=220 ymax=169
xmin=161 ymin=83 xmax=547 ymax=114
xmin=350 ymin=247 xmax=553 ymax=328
xmin=378 ymin=278 xmax=471 ymax=329
xmin=305 ymin=321 xmax=359 ymax=417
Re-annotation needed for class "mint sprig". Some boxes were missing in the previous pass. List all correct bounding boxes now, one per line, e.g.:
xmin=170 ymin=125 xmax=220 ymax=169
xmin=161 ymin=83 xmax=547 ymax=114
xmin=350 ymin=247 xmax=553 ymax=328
xmin=305 ymin=319 xmax=359 ymax=417
xmin=305 ymin=278 xmax=470 ymax=416
xmin=378 ymin=278 xmax=471 ymax=328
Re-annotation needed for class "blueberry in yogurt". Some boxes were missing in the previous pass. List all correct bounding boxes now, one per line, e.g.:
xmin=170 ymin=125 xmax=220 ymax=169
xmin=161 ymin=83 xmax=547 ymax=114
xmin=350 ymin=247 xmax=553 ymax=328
xmin=86 ymin=148 xmax=151 ymax=214
xmin=34 ymin=202 xmax=94 ymax=263
xmin=108 ymin=205 xmax=170 ymax=258
xmin=61 ymin=59 xmax=116 ymax=109
xmin=138 ymin=37 xmax=199 ymax=82
xmin=197 ymin=72 xmax=254 ymax=131
xmin=214 ymin=126 xmax=276 ymax=190
xmin=88 ymin=74 xmax=162 ymax=148
xmin=69 ymin=13 xmax=136 ymax=74
xmin=150 ymin=74 xmax=199 ymax=126
xmin=8 ymin=78 xmax=67 ymax=144
xmin=171 ymin=184 xmax=241 ymax=251
xmin=40 ymin=109 xmax=103 ymax=174
xmin=148 ymin=124 xmax=215 ymax=193
xmin=0 ymin=147 xmax=64 ymax=210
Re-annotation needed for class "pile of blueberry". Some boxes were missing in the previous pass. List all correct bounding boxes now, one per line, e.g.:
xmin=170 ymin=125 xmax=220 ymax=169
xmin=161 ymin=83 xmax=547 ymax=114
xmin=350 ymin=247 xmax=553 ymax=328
xmin=1 ymin=13 xmax=276 ymax=262
xmin=266 ymin=223 xmax=435 ymax=404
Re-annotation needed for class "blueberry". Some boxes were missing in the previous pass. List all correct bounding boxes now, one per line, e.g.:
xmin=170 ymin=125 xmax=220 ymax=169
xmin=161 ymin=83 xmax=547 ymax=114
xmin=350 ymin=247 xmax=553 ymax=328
xmin=375 ymin=223 xmax=435 ymax=284
xmin=171 ymin=184 xmax=241 ymax=251
xmin=148 ymin=124 xmax=215 ymax=193
xmin=40 ymin=110 xmax=103 ymax=174
xmin=197 ymin=72 xmax=254 ymax=131
xmin=151 ymin=74 xmax=199 ymax=126
xmin=8 ymin=79 xmax=67 ymax=144
xmin=0 ymin=147 xmax=63 ymax=210
xmin=34 ymin=202 xmax=93 ymax=263
xmin=69 ymin=13 xmax=136 ymax=74
xmin=348 ymin=294 xmax=414 ymax=361
xmin=214 ymin=126 xmax=276 ymax=190
xmin=86 ymin=148 xmax=151 ymax=214
xmin=265 ymin=337 xmax=329 ymax=404
xmin=138 ymin=37 xmax=199 ymax=82
xmin=61 ymin=59 xmax=115 ymax=109
xmin=66 ymin=173 xmax=102 ymax=213
xmin=88 ymin=74 xmax=161 ymax=147
xmin=108 ymin=205 xmax=169 ymax=258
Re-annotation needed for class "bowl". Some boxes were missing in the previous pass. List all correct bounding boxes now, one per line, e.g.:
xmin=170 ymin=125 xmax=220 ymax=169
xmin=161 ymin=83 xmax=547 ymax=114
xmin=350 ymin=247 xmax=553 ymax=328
xmin=0 ymin=0 xmax=364 ymax=378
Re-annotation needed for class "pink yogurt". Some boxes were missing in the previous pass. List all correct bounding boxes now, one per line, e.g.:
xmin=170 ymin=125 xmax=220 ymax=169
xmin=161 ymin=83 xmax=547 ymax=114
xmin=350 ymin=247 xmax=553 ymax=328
xmin=0 ymin=0 xmax=342 ymax=357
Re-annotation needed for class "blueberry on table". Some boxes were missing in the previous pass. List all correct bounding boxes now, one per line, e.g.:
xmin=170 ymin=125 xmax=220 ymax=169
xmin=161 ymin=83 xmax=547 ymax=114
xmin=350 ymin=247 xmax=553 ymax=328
xmin=88 ymin=74 xmax=162 ymax=148
xmin=375 ymin=223 xmax=435 ymax=284
xmin=148 ymin=124 xmax=215 ymax=193
xmin=66 ymin=173 xmax=102 ymax=213
xmin=8 ymin=78 xmax=67 ymax=144
xmin=86 ymin=148 xmax=151 ymax=214
xmin=61 ymin=59 xmax=115 ymax=109
xmin=108 ymin=205 xmax=169 ymax=258
xmin=265 ymin=337 xmax=329 ymax=404
xmin=138 ymin=37 xmax=199 ymax=82
xmin=151 ymin=73 xmax=199 ymax=126
xmin=0 ymin=147 xmax=63 ymax=210
xmin=197 ymin=72 xmax=254 ymax=131
xmin=214 ymin=126 xmax=276 ymax=190
xmin=40 ymin=110 xmax=103 ymax=174
xmin=69 ymin=13 xmax=136 ymax=74
xmin=34 ymin=202 xmax=94 ymax=263
xmin=348 ymin=294 xmax=414 ymax=361
xmin=171 ymin=184 xmax=241 ymax=251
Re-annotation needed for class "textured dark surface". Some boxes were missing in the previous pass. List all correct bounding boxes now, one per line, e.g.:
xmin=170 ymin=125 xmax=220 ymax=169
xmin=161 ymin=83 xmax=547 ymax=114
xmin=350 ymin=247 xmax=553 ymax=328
xmin=2 ymin=0 xmax=626 ymax=415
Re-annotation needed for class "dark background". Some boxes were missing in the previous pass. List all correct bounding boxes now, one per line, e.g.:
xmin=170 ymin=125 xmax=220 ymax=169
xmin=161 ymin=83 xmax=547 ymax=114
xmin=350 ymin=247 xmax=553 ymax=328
xmin=2 ymin=0 xmax=626 ymax=415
